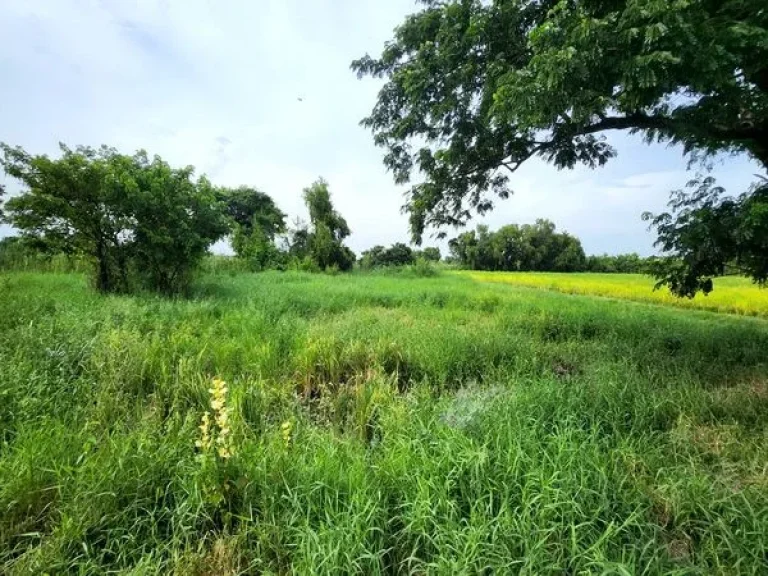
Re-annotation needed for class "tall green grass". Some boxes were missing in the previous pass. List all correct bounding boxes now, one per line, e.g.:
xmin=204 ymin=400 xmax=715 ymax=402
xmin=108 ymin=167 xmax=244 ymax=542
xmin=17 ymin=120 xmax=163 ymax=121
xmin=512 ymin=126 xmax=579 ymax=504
xmin=1 ymin=270 xmax=767 ymax=574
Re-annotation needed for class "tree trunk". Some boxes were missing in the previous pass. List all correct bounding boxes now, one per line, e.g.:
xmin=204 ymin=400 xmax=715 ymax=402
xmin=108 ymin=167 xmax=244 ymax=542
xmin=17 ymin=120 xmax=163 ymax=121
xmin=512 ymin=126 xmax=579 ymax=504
xmin=752 ymin=126 xmax=768 ymax=172
xmin=95 ymin=238 xmax=111 ymax=293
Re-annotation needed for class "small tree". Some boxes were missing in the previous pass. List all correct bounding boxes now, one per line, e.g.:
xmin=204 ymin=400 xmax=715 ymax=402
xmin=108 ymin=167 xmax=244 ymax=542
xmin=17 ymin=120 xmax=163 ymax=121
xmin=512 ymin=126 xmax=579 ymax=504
xmin=417 ymin=247 xmax=441 ymax=262
xmin=1 ymin=144 xmax=135 ymax=291
xmin=217 ymin=186 xmax=286 ymax=268
xmin=1 ymin=143 xmax=228 ymax=294
xmin=123 ymin=152 xmax=229 ymax=294
xmin=302 ymin=179 xmax=355 ymax=271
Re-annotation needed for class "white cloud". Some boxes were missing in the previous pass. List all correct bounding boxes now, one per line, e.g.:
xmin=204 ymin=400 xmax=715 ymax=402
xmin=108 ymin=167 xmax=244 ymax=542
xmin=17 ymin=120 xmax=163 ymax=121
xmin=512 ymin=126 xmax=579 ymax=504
xmin=0 ymin=0 xmax=763 ymax=256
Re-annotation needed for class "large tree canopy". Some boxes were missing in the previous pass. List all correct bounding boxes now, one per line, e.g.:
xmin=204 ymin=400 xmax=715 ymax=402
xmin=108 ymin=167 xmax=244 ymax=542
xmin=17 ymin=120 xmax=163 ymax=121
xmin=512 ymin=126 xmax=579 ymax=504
xmin=352 ymin=0 xmax=768 ymax=242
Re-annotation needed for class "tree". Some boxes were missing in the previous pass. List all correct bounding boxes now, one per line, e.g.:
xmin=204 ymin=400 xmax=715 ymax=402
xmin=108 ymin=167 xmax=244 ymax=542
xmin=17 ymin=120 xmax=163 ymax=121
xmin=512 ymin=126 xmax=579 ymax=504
xmin=302 ymin=179 xmax=355 ymax=271
xmin=586 ymin=253 xmax=648 ymax=274
xmin=360 ymin=245 xmax=384 ymax=268
xmin=122 ymin=152 xmax=229 ymax=294
xmin=217 ymin=186 xmax=286 ymax=239
xmin=448 ymin=230 xmax=479 ymax=268
xmin=0 ymin=143 xmax=228 ymax=294
xmin=352 ymin=0 xmax=768 ymax=242
xmin=417 ymin=246 xmax=441 ymax=262
xmin=1 ymin=144 xmax=134 ymax=291
xmin=447 ymin=219 xmax=586 ymax=271
xmin=360 ymin=242 xmax=416 ymax=268
xmin=217 ymin=186 xmax=286 ymax=268
xmin=644 ymin=176 xmax=768 ymax=297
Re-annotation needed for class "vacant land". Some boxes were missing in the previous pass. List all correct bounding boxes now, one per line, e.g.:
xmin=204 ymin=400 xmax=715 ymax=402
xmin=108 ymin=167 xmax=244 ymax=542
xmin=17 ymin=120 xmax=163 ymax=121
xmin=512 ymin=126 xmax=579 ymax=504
xmin=464 ymin=271 xmax=768 ymax=317
xmin=1 ymin=270 xmax=767 ymax=574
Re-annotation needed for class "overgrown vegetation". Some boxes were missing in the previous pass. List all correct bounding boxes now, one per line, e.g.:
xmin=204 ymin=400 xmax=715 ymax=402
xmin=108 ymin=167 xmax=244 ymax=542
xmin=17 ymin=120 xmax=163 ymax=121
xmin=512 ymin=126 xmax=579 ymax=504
xmin=1 ymin=269 xmax=767 ymax=573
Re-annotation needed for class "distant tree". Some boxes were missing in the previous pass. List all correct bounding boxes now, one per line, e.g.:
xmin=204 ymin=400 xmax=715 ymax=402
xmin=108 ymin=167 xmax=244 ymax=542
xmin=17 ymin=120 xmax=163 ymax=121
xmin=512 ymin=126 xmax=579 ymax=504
xmin=217 ymin=186 xmax=286 ymax=269
xmin=586 ymin=253 xmax=645 ymax=274
xmin=0 ymin=143 xmax=228 ymax=294
xmin=644 ymin=176 xmax=768 ymax=297
xmin=361 ymin=242 xmax=416 ymax=268
xmin=381 ymin=243 xmax=415 ymax=266
xmin=417 ymin=246 xmax=441 ymax=262
xmin=304 ymin=179 xmax=350 ymax=242
xmin=359 ymin=245 xmax=386 ymax=269
xmin=553 ymin=236 xmax=587 ymax=272
xmin=448 ymin=230 xmax=480 ymax=269
xmin=217 ymin=187 xmax=286 ymax=251
xmin=286 ymin=217 xmax=311 ymax=259
xmin=302 ymin=179 xmax=355 ymax=271
xmin=353 ymin=0 xmax=768 ymax=242
xmin=448 ymin=220 xmax=586 ymax=272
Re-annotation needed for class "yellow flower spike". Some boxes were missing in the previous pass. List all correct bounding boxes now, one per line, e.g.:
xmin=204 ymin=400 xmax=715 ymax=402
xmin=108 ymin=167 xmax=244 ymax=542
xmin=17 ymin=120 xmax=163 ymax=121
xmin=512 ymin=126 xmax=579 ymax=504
xmin=197 ymin=378 xmax=235 ymax=460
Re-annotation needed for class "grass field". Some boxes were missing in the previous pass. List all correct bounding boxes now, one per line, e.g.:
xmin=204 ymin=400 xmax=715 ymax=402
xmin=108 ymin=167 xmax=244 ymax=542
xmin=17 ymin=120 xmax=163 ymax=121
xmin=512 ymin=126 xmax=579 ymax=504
xmin=1 ymin=269 xmax=767 ymax=574
xmin=462 ymin=271 xmax=768 ymax=317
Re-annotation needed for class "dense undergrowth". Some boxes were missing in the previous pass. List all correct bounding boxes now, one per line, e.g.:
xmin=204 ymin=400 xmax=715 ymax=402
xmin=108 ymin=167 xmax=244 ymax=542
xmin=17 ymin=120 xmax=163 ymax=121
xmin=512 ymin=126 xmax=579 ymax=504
xmin=0 ymin=270 xmax=767 ymax=574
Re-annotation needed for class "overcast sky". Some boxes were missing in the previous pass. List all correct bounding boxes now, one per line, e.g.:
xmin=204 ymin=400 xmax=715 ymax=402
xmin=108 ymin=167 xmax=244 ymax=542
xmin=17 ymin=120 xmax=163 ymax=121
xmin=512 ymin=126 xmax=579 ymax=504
xmin=0 ymin=0 xmax=763 ymax=256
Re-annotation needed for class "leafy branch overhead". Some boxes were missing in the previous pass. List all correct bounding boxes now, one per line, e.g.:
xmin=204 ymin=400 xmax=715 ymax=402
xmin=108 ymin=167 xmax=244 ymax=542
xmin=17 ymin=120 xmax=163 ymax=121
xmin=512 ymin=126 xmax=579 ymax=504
xmin=352 ymin=0 xmax=768 ymax=242
xmin=644 ymin=176 xmax=768 ymax=297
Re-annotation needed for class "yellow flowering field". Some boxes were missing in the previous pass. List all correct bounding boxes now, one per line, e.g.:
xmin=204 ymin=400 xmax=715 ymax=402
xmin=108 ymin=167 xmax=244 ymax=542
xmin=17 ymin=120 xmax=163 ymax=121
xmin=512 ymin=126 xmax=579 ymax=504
xmin=461 ymin=271 xmax=768 ymax=317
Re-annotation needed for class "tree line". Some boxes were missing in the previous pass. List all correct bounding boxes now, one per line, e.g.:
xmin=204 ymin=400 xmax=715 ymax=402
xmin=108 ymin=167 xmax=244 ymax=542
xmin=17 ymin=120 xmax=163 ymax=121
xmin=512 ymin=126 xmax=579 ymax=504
xmin=1 ymin=141 xmax=758 ymax=297
xmin=446 ymin=220 xmax=650 ymax=274
xmin=0 ymin=144 xmax=358 ymax=294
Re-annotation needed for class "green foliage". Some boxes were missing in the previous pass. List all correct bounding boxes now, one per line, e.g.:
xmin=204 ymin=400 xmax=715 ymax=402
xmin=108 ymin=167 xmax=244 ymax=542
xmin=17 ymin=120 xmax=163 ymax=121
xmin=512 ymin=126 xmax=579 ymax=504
xmin=586 ymin=252 xmax=649 ymax=274
xmin=217 ymin=186 xmax=286 ymax=240
xmin=0 ymin=143 xmax=228 ymax=294
xmin=416 ymin=246 xmax=441 ymax=262
xmin=360 ymin=242 xmax=416 ymax=269
xmin=0 ymin=236 xmax=90 ymax=273
xmin=353 ymin=0 xmax=768 ymax=241
xmin=412 ymin=256 xmax=439 ymax=277
xmin=217 ymin=186 xmax=286 ymax=267
xmin=124 ymin=153 xmax=230 ymax=295
xmin=449 ymin=219 xmax=586 ymax=272
xmin=1 ymin=270 xmax=768 ymax=572
xmin=644 ymin=176 xmax=768 ymax=297
xmin=301 ymin=179 xmax=355 ymax=271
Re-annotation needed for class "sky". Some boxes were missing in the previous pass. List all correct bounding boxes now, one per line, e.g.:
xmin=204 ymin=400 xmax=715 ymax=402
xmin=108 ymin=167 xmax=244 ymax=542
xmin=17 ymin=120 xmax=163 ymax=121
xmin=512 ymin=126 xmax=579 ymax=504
xmin=0 ymin=0 xmax=763 ymax=256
